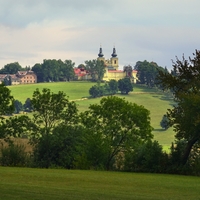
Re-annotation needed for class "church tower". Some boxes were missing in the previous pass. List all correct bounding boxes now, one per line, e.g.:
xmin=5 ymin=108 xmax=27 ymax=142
xmin=110 ymin=47 xmax=119 ymax=70
xmin=97 ymin=46 xmax=105 ymax=62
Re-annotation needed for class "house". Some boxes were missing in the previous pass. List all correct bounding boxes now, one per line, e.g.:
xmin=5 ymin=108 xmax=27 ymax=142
xmin=74 ymin=67 xmax=88 ymax=80
xmin=0 ymin=70 xmax=37 ymax=85
xmin=16 ymin=70 xmax=37 ymax=84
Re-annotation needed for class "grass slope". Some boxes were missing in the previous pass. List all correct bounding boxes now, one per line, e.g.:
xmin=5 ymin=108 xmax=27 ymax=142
xmin=8 ymin=82 xmax=175 ymax=150
xmin=0 ymin=167 xmax=199 ymax=200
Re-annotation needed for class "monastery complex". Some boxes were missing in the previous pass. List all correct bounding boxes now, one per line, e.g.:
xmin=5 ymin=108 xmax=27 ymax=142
xmin=97 ymin=46 xmax=137 ymax=83
xmin=74 ymin=47 xmax=137 ymax=83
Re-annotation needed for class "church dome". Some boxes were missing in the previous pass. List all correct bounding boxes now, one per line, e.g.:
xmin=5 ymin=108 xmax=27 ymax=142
xmin=111 ymin=47 xmax=117 ymax=57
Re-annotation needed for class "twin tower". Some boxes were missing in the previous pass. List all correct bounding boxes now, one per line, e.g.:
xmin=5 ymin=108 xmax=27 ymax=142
xmin=97 ymin=46 xmax=119 ymax=71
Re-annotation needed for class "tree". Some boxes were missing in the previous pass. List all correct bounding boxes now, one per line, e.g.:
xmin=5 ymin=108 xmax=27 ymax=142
xmin=23 ymin=98 xmax=33 ymax=112
xmin=89 ymin=84 xmax=105 ymax=98
xmin=80 ymin=96 xmax=153 ymax=170
xmin=160 ymin=114 xmax=170 ymax=130
xmin=33 ymin=124 xmax=84 ymax=168
xmin=30 ymin=88 xmax=78 ymax=168
xmin=157 ymin=50 xmax=200 ymax=165
xmin=60 ymin=60 xmax=75 ymax=81
xmin=0 ymin=62 xmax=23 ymax=74
xmin=32 ymin=63 xmax=43 ymax=82
xmin=108 ymin=79 xmax=118 ymax=95
xmin=0 ymin=115 xmax=36 ymax=138
xmin=0 ymin=83 xmax=14 ymax=117
xmin=14 ymin=100 xmax=23 ymax=114
xmin=135 ymin=60 xmax=167 ymax=87
xmin=31 ymin=88 xmax=78 ymax=137
xmin=124 ymin=140 xmax=167 ymax=172
xmin=32 ymin=59 xmax=75 ymax=82
xmin=85 ymin=59 xmax=106 ymax=82
xmin=118 ymin=78 xmax=133 ymax=94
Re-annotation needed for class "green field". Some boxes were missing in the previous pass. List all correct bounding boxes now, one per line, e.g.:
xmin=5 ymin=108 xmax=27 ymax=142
xmin=0 ymin=167 xmax=199 ymax=200
xmin=8 ymin=82 xmax=175 ymax=150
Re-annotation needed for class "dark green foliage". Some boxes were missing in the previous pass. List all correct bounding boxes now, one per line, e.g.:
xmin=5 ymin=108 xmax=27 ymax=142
xmin=0 ymin=62 xmax=23 ymax=74
xmin=0 ymin=141 xmax=30 ymax=167
xmin=124 ymin=140 xmax=168 ymax=172
xmin=89 ymin=79 xmax=118 ymax=98
xmin=0 ymin=83 xmax=14 ymax=117
xmin=14 ymin=100 xmax=23 ymax=114
xmin=3 ymin=76 xmax=12 ymax=86
xmin=30 ymin=88 xmax=78 ymax=168
xmin=135 ymin=60 xmax=167 ymax=87
xmin=0 ymin=115 xmax=37 ymax=138
xmin=23 ymin=98 xmax=32 ymax=112
xmin=157 ymin=50 xmax=200 ymax=166
xmin=32 ymin=59 xmax=75 ymax=82
xmin=33 ymin=124 xmax=83 ymax=169
xmin=85 ymin=59 xmax=106 ymax=82
xmin=118 ymin=78 xmax=133 ymax=94
xmin=89 ymin=84 xmax=105 ymax=98
xmin=108 ymin=79 xmax=118 ymax=94
xmin=31 ymin=88 xmax=78 ymax=137
xmin=160 ymin=114 xmax=170 ymax=130
xmin=80 ymin=96 xmax=153 ymax=170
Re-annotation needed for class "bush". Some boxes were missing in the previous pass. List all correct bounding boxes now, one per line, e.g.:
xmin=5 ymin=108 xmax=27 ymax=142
xmin=124 ymin=140 xmax=168 ymax=172
xmin=160 ymin=114 xmax=170 ymax=130
xmin=0 ymin=140 xmax=31 ymax=167
xmin=33 ymin=124 xmax=84 ymax=169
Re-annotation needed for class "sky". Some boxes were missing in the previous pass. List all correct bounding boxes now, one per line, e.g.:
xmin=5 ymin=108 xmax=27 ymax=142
xmin=0 ymin=0 xmax=200 ymax=70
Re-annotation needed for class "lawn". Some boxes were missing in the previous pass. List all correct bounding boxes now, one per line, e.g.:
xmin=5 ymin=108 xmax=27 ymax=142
xmin=0 ymin=167 xmax=199 ymax=200
xmin=8 ymin=81 xmax=95 ymax=102
xmin=8 ymin=82 xmax=175 ymax=150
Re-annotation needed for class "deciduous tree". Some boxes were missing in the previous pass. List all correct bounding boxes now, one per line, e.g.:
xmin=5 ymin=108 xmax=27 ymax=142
xmin=80 ymin=96 xmax=153 ymax=170
xmin=85 ymin=59 xmax=106 ymax=82
xmin=118 ymin=78 xmax=133 ymax=94
xmin=157 ymin=50 xmax=200 ymax=165
xmin=0 ymin=83 xmax=14 ymax=117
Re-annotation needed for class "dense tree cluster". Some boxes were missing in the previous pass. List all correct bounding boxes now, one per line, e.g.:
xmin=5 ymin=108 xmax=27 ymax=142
xmin=85 ymin=59 xmax=106 ymax=82
xmin=135 ymin=60 xmax=168 ymax=87
xmin=0 ymin=86 xmax=155 ymax=170
xmin=89 ymin=78 xmax=133 ymax=98
xmin=0 ymin=62 xmax=27 ymax=74
xmin=32 ymin=59 xmax=75 ymax=82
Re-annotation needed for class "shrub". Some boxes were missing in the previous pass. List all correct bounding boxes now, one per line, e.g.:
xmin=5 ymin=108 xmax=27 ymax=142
xmin=124 ymin=140 xmax=168 ymax=172
xmin=0 ymin=140 xmax=31 ymax=167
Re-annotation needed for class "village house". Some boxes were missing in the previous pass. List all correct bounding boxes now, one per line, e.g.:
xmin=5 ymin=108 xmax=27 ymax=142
xmin=0 ymin=70 xmax=37 ymax=85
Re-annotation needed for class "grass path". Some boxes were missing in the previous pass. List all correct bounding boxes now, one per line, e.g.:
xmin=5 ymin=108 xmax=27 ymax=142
xmin=0 ymin=167 xmax=199 ymax=200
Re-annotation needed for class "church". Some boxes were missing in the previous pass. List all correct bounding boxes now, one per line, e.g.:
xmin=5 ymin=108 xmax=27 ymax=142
xmin=74 ymin=46 xmax=137 ymax=82
xmin=97 ymin=46 xmax=137 ymax=83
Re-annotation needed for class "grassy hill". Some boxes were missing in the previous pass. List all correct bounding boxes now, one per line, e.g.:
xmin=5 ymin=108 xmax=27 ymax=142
xmin=8 ymin=82 xmax=175 ymax=150
xmin=0 ymin=167 xmax=199 ymax=200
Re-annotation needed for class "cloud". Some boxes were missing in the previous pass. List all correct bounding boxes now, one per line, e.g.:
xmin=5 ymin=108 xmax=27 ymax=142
xmin=0 ymin=0 xmax=200 ymax=69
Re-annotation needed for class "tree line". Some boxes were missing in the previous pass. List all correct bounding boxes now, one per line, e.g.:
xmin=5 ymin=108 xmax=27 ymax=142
xmin=0 ymin=59 xmax=168 ymax=86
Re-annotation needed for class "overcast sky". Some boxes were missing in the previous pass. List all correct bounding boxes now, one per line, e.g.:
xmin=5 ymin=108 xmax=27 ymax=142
xmin=0 ymin=0 xmax=200 ymax=70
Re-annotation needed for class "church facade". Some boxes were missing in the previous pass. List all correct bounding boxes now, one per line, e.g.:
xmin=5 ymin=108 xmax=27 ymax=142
xmin=97 ymin=47 xmax=137 ymax=83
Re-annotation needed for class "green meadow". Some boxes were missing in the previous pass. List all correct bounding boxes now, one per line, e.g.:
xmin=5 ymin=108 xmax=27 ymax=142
xmin=0 ymin=167 xmax=199 ymax=200
xmin=9 ymin=82 xmax=175 ymax=150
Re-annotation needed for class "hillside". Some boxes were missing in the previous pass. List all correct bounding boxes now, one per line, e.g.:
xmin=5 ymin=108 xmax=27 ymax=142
xmin=8 ymin=82 xmax=175 ymax=150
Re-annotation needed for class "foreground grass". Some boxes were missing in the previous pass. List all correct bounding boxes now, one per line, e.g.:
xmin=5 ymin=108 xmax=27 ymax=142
xmin=0 ymin=167 xmax=199 ymax=200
